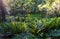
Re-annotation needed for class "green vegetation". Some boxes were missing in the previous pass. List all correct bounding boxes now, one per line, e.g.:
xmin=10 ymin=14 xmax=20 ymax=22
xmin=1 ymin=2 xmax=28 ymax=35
xmin=0 ymin=0 xmax=60 ymax=39
xmin=0 ymin=14 xmax=60 ymax=39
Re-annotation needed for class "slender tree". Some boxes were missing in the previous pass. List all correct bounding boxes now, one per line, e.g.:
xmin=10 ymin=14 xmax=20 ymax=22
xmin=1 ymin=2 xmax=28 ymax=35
xmin=0 ymin=0 xmax=7 ymax=21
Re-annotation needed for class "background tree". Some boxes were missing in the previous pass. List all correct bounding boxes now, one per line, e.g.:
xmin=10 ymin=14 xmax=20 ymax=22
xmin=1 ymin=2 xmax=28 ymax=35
xmin=0 ymin=0 xmax=8 ymax=21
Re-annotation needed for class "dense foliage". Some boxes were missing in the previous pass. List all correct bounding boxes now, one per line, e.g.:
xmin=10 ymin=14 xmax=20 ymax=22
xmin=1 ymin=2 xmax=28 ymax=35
xmin=0 ymin=0 xmax=60 ymax=39
xmin=0 ymin=14 xmax=60 ymax=39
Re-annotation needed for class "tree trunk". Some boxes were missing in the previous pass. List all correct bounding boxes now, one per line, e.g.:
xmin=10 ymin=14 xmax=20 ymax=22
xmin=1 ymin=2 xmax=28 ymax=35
xmin=0 ymin=0 xmax=7 ymax=21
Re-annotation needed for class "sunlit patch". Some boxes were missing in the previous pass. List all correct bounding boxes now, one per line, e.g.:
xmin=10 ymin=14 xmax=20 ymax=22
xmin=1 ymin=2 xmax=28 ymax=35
xmin=2 ymin=0 xmax=6 ymax=3
xmin=2 ymin=0 xmax=8 ymax=6
xmin=55 ymin=0 xmax=60 ymax=3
